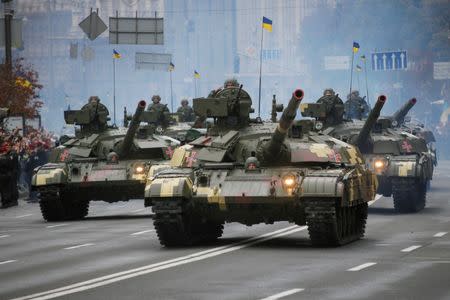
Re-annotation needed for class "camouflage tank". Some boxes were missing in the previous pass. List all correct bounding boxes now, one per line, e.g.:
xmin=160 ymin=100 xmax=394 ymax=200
xmin=301 ymin=96 xmax=433 ymax=213
xmin=123 ymin=106 xmax=204 ymax=145
xmin=32 ymin=100 xmax=178 ymax=221
xmin=144 ymin=87 xmax=377 ymax=247
xmin=396 ymin=99 xmax=437 ymax=167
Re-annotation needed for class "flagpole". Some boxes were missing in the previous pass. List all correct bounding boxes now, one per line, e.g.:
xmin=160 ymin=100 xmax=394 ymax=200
xmin=257 ymin=24 xmax=264 ymax=118
xmin=194 ymin=77 xmax=197 ymax=98
xmin=349 ymin=50 xmax=354 ymax=98
xmin=364 ymin=57 xmax=370 ymax=107
xmin=113 ymin=56 xmax=116 ymax=125
xmin=169 ymin=70 xmax=173 ymax=111
xmin=357 ymin=68 xmax=360 ymax=91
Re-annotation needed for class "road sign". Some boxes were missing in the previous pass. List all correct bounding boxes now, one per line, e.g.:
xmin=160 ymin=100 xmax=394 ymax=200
xmin=433 ymin=62 xmax=450 ymax=80
xmin=109 ymin=17 xmax=164 ymax=45
xmin=79 ymin=12 xmax=107 ymax=41
xmin=135 ymin=53 xmax=172 ymax=71
xmin=324 ymin=56 xmax=350 ymax=70
xmin=371 ymin=51 xmax=407 ymax=71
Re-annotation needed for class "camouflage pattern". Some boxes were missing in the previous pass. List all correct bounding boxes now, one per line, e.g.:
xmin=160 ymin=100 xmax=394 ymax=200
xmin=176 ymin=101 xmax=195 ymax=122
xmin=32 ymin=100 xmax=180 ymax=221
xmin=301 ymin=96 xmax=433 ymax=213
xmin=145 ymin=87 xmax=377 ymax=247
xmin=344 ymin=90 xmax=370 ymax=120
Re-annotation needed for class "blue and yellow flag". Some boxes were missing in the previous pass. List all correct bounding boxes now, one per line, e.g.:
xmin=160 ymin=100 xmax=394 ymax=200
xmin=194 ymin=70 xmax=200 ymax=79
xmin=113 ymin=49 xmax=121 ymax=59
xmin=352 ymin=42 xmax=360 ymax=53
xmin=169 ymin=62 xmax=175 ymax=71
xmin=262 ymin=17 xmax=272 ymax=32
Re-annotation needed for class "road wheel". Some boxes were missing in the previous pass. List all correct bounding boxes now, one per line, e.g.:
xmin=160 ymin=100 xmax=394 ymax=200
xmin=39 ymin=187 xmax=89 ymax=221
xmin=306 ymin=198 xmax=367 ymax=247
xmin=153 ymin=199 xmax=221 ymax=247
xmin=392 ymin=178 xmax=426 ymax=213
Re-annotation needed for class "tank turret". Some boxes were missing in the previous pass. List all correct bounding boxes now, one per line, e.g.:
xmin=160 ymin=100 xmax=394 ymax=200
xmin=119 ymin=100 xmax=146 ymax=157
xmin=392 ymin=97 xmax=416 ymax=125
xmin=259 ymin=89 xmax=304 ymax=161
xmin=355 ymin=95 xmax=387 ymax=149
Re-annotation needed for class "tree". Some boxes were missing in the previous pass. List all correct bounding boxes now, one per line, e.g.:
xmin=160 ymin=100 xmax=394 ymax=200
xmin=0 ymin=58 xmax=43 ymax=117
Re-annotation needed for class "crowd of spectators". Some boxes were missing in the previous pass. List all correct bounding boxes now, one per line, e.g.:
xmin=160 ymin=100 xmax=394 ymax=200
xmin=0 ymin=126 xmax=55 ymax=201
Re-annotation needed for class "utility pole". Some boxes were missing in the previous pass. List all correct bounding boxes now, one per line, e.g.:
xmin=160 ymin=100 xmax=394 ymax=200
xmin=2 ymin=0 xmax=13 ymax=68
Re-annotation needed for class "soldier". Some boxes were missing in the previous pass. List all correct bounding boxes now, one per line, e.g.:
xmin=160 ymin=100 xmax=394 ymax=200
xmin=80 ymin=96 xmax=109 ymax=133
xmin=316 ymin=88 xmax=344 ymax=126
xmin=344 ymin=90 xmax=370 ymax=120
xmin=177 ymin=99 xmax=195 ymax=122
xmin=147 ymin=95 xmax=170 ymax=126
xmin=208 ymin=78 xmax=240 ymax=97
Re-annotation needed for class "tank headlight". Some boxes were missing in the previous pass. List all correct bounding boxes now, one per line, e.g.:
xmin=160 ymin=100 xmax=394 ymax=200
xmin=315 ymin=121 xmax=323 ymax=131
xmin=374 ymin=159 xmax=387 ymax=169
xmin=282 ymin=174 xmax=297 ymax=188
xmin=135 ymin=166 xmax=145 ymax=174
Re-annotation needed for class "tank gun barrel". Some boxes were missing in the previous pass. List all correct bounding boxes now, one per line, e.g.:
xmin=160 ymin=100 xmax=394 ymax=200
xmin=261 ymin=89 xmax=304 ymax=161
xmin=119 ymin=100 xmax=146 ymax=157
xmin=392 ymin=97 xmax=416 ymax=125
xmin=355 ymin=95 xmax=387 ymax=149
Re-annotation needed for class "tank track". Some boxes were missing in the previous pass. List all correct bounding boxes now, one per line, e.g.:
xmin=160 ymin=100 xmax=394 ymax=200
xmin=392 ymin=178 xmax=426 ymax=213
xmin=305 ymin=198 xmax=368 ymax=247
xmin=153 ymin=199 xmax=224 ymax=247
xmin=39 ymin=186 xmax=89 ymax=221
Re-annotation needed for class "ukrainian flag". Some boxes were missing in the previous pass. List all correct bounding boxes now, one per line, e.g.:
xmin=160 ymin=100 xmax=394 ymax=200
xmin=262 ymin=17 xmax=272 ymax=32
xmin=113 ymin=49 xmax=121 ymax=59
xmin=194 ymin=70 xmax=200 ymax=78
xmin=169 ymin=62 xmax=175 ymax=71
xmin=352 ymin=42 xmax=360 ymax=53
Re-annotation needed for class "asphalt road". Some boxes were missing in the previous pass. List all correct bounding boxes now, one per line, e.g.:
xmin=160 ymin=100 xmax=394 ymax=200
xmin=1 ymin=162 xmax=449 ymax=300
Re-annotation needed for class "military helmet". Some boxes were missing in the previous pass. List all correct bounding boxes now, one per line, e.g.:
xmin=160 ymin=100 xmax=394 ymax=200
xmin=348 ymin=90 xmax=360 ymax=99
xmin=181 ymin=99 xmax=189 ymax=105
xmin=224 ymin=78 xmax=239 ymax=88
xmin=323 ymin=88 xmax=335 ymax=96
xmin=152 ymin=95 xmax=161 ymax=103
xmin=88 ymin=96 xmax=100 ymax=103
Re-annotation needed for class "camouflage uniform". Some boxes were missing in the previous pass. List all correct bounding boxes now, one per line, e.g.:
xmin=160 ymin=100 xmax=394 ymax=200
xmin=147 ymin=95 xmax=170 ymax=126
xmin=316 ymin=88 xmax=344 ymax=126
xmin=208 ymin=78 xmax=240 ymax=98
xmin=80 ymin=96 xmax=109 ymax=132
xmin=344 ymin=90 xmax=370 ymax=120
xmin=177 ymin=99 xmax=195 ymax=122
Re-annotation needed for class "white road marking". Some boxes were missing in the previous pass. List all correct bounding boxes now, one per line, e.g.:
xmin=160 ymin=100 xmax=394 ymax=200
xmin=12 ymin=225 xmax=306 ymax=300
xmin=131 ymin=209 xmax=146 ymax=213
xmin=0 ymin=260 xmax=17 ymax=265
xmin=0 ymin=234 xmax=10 ymax=239
xmin=130 ymin=229 xmax=155 ymax=236
xmin=375 ymin=243 xmax=391 ymax=246
xmin=63 ymin=243 xmax=94 ymax=250
xmin=401 ymin=245 xmax=422 ymax=252
xmin=368 ymin=194 xmax=383 ymax=206
xmin=46 ymin=224 xmax=69 ymax=229
xmin=434 ymin=232 xmax=447 ymax=238
xmin=260 ymin=288 xmax=304 ymax=300
xmin=15 ymin=214 xmax=33 ymax=218
xmin=347 ymin=262 xmax=377 ymax=271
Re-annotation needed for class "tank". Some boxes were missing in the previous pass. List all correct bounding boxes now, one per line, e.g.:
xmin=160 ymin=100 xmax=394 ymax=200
xmin=301 ymin=96 xmax=434 ymax=213
xmin=144 ymin=87 xmax=377 ymax=247
xmin=32 ymin=100 xmax=179 ymax=221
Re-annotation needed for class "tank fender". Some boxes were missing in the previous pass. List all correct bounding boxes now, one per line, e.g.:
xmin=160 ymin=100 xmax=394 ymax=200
xmin=32 ymin=165 xmax=68 ymax=187
xmin=301 ymin=176 xmax=342 ymax=197
xmin=145 ymin=176 xmax=193 ymax=200
xmin=385 ymin=158 xmax=417 ymax=178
